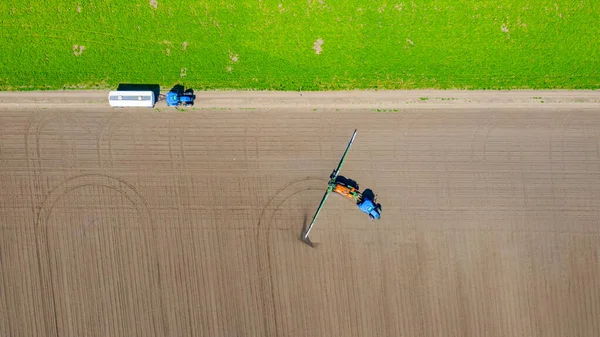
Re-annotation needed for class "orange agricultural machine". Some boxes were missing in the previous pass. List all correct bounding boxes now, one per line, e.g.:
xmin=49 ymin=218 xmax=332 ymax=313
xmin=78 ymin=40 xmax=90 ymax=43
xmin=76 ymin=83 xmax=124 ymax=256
xmin=333 ymin=182 xmax=360 ymax=200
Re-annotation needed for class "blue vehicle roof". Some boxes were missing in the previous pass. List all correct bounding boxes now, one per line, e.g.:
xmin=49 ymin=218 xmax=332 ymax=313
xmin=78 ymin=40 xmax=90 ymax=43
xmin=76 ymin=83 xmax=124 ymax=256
xmin=358 ymin=199 xmax=380 ymax=219
xmin=166 ymin=92 xmax=180 ymax=106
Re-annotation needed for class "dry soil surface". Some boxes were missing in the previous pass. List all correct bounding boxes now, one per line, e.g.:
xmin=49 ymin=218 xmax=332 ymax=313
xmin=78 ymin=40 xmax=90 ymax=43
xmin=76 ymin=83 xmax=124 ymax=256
xmin=0 ymin=91 xmax=599 ymax=337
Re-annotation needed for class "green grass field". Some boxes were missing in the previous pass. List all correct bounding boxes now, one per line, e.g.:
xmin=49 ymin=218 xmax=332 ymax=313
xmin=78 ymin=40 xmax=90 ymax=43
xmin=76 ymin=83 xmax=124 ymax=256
xmin=1 ymin=0 xmax=599 ymax=90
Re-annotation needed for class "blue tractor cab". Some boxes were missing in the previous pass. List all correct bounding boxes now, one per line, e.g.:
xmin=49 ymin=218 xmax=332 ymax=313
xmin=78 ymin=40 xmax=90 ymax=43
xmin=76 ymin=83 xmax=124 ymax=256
xmin=166 ymin=90 xmax=195 ymax=107
xmin=357 ymin=198 xmax=381 ymax=220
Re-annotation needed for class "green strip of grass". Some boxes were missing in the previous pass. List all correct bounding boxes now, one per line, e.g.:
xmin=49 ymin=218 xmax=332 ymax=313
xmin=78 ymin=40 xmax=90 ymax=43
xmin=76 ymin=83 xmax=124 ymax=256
xmin=0 ymin=0 xmax=598 ymax=90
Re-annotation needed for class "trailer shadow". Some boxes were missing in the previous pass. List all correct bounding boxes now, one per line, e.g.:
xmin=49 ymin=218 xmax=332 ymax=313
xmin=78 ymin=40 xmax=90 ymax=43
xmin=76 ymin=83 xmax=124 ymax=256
xmin=335 ymin=175 xmax=359 ymax=190
xmin=116 ymin=83 xmax=160 ymax=100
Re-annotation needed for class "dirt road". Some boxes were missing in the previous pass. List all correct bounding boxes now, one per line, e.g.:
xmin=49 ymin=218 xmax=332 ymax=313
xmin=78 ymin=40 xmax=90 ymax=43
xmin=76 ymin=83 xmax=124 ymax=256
xmin=1 ymin=89 xmax=600 ymax=109
xmin=1 ymin=91 xmax=599 ymax=336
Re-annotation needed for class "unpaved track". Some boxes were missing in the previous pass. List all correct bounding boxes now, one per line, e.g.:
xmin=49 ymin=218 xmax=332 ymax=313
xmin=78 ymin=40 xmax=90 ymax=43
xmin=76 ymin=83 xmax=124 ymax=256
xmin=1 ymin=92 xmax=599 ymax=337
xmin=1 ymin=89 xmax=600 ymax=109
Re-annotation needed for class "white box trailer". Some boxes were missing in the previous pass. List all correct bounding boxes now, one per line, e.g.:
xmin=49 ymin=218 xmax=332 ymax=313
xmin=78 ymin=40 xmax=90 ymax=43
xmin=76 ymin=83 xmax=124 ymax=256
xmin=108 ymin=90 xmax=155 ymax=108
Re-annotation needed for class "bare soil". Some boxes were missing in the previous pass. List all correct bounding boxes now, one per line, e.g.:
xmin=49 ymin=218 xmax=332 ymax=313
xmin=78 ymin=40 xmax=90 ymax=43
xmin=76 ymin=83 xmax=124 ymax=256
xmin=313 ymin=38 xmax=324 ymax=54
xmin=0 ymin=91 xmax=599 ymax=336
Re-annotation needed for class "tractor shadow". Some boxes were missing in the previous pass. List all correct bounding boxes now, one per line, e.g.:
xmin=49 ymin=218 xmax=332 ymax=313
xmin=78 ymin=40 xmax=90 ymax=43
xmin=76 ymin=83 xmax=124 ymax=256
xmin=362 ymin=188 xmax=375 ymax=201
xmin=362 ymin=188 xmax=382 ymax=210
xmin=117 ymin=83 xmax=160 ymax=100
xmin=168 ymin=84 xmax=195 ymax=95
xmin=169 ymin=84 xmax=182 ymax=94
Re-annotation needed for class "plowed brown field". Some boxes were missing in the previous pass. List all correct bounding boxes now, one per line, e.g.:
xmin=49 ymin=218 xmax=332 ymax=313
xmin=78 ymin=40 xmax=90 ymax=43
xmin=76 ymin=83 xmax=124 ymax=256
xmin=1 ymin=92 xmax=599 ymax=337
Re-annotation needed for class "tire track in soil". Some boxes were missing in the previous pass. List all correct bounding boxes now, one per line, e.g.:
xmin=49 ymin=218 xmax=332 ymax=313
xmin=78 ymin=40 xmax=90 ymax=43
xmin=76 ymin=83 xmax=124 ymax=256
xmin=255 ymin=177 xmax=325 ymax=336
xmin=33 ymin=174 xmax=167 ymax=336
xmin=6 ymin=105 xmax=600 ymax=337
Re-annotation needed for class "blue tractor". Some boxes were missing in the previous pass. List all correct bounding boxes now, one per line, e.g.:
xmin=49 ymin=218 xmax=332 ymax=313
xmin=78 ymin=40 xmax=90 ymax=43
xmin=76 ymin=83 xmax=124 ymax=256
xmin=166 ymin=90 xmax=195 ymax=107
